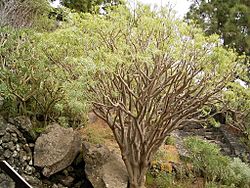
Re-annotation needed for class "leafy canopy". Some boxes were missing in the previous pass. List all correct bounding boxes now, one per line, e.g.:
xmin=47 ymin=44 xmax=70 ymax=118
xmin=186 ymin=0 xmax=250 ymax=56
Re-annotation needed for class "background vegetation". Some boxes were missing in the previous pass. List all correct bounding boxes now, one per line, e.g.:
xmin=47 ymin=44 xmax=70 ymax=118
xmin=0 ymin=0 xmax=249 ymax=187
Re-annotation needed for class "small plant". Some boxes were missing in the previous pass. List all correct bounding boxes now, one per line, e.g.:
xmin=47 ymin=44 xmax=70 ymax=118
xmin=229 ymin=158 xmax=250 ymax=188
xmin=151 ymin=145 xmax=180 ymax=175
xmin=205 ymin=181 xmax=235 ymax=188
xmin=165 ymin=136 xmax=176 ymax=146
xmin=84 ymin=128 xmax=105 ymax=144
xmin=146 ymin=172 xmax=154 ymax=186
xmin=155 ymin=172 xmax=175 ymax=188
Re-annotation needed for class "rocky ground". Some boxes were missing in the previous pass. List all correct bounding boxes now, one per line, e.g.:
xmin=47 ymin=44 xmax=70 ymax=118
xmin=0 ymin=116 xmax=91 ymax=188
xmin=0 ymin=115 xmax=128 ymax=188
xmin=0 ymin=114 xmax=249 ymax=188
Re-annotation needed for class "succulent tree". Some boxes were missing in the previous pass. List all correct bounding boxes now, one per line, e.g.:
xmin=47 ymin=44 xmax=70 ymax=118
xmin=86 ymin=5 xmax=238 ymax=188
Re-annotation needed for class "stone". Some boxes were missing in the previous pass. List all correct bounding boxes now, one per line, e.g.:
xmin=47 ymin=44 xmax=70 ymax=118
xmin=60 ymin=175 xmax=75 ymax=187
xmin=28 ymin=143 xmax=35 ymax=148
xmin=11 ymin=133 xmax=18 ymax=143
xmin=170 ymin=130 xmax=190 ymax=160
xmin=4 ymin=149 xmax=12 ymax=158
xmin=0 ymin=173 xmax=15 ymax=188
xmin=51 ymin=184 xmax=59 ymax=188
xmin=57 ymin=183 xmax=67 ymax=188
xmin=34 ymin=123 xmax=82 ymax=177
xmin=23 ymin=143 xmax=32 ymax=153
xmin=0 ymin=96 xmax=3 ymax=108
xmin=16 ymin=144 xmax=21 ymax=151
xmin=8 ymin=157 xmax=15 ymax=165
xmin=82 ymin=142 xmax=128 ymax=188
xmin=0 ymin=146 xmax=4 ymax=155
xmin=29 ymin=160 xmax=33 ymax=165
xmin=13 ymin=150 xmax=18 ymax=158
xmin=19 ymin=150 xmax=27 ymax=162
xmin=0 ymin=115 xmax=7 ymax=133
xmin=0 ymin=131 xmax=4 ymax=136
xmin=2 ymin=142 xmax=8 ymax=148
xmin=11 ymin=133 xmax=17 ymax=138
xmin=22 ymin=175 xmax=43 ymax=188
xmin=12 ymin=137 xmax=18 ymax=143
xmin=74 ymin=181 xmax=83 ymax=188
xmin=88 ymin=112 xmax=97 ymax=124
xmin=8 ymin=116 xmax=37 ymax=142
xmin=2 ymin=132 xmax=11 ymax=143
xmin=7 ymin=141 xmax=15 ymax=151
xmin=24 ymin=165 xmax=34 ymax=175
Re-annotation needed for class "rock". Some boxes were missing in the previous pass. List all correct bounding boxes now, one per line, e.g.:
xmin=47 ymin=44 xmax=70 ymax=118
xmin=0 ymin=173 xmax=15 ymax=188
xmin=74 ymin=181 xmax=83 ymax=188
xmin=16 ymin=144 xmax=21 ymax=151
xmin=34 ymin=123 xmax=82 ymax=177
xmin=0 ymin=115 xmax=7 ymax=132
xmin=7 ymin=141 xmax=15 ymax=151
xmin=28 ymin=160 xmax=33 ymax=165
xmin=51 ymin=184 xmax=59 ymax=188
xmin=0 ymin=146 xmax=4 ymax=156
xmin=0 ymin=96 xmax=3 ymax=109
xmin=23 ymin=143 xmax=32 ymax=153
xmin=22 ymin=175 xmax=43 ymax=188
xmin=24 ymin=165 xmax=35 ymax=175
xmin=2 ymin=132 xmax=11 ymax=143
xmin=2 ymin=143 xmax=8 ymax=148
xmin=170 ymin=130 xmax=190 ymax=160
xmin=88 ymin=112 xmax=97 ymax=124
xmin=4 ymin=149 xmax=12 ymax=158
xmin=60 ymin=175 xmax=75 ymax=187
xmin=13 ymin=150 xmax=18 ymax=158
xmin=82 ymin=142 xmax=128 ymax=188
xmin=28 ymin=143 xmax=35 ymax=148
xmin=0 ymin=131 xmax=5 ymax=136
xmin=8 ymin=116 xmax=37 ymax=142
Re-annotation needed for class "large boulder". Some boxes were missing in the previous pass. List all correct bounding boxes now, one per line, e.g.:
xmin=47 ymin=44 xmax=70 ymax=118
xmin=34 ymin=123 xmax=82 ymax=177
xmin=82 ymin=142 xmax=128 ymax=188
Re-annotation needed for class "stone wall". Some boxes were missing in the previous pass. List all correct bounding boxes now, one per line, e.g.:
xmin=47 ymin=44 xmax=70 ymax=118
xmin=0 ymin=116 xmax=92 ymax=188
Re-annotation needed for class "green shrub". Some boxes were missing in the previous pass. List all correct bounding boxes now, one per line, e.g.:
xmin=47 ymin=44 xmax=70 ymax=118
xmin=223 ymin=81 xmax=250 ymax=140
xmin=229 ymin=158 xmax=250 ymax=188
xmin=165 ymin=135 xmax=176 ymax=145
xmin=205 ymin=181 xmax=235 ymax=188
xmin=184 ymin=136 xmax=250 ymax=187
xmin=184 ymin=137 xmax=231 ymax=181
xmin=0 ymin=26 xmax=95 ymax=128
xmin=154 ymin=172 xmax=176 ymax=188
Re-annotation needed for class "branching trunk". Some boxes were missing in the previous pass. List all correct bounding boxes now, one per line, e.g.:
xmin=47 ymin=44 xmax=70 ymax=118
xmin=126 ymin=161 xmax=148 ymax=188
xmin=89 ymin=6 xmax=235 ymax=188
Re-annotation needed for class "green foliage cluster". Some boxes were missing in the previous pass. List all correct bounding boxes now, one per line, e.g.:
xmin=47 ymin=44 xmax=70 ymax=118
xmin=146 ymin=171 xmax=187 ymax=188
xmin=147 ymin=137 xmax=250 ymax=187
xmin=186 ymin=0 xmax=249 ymax=56
xmin=154 ymin=172 xmax=177 ymax=188
xmin=0 ymin=25 xmax=97 ymax=127
xmin=223 ymin=81 xmax=250 ymax=139
xmin=165 ymin=136 xmax=176 ymax=146
xmin=52 ymin=0 xmax=122 ymax=13
xmin=184 ymin=136 xmax=250 ymax=187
